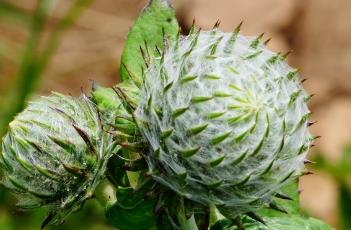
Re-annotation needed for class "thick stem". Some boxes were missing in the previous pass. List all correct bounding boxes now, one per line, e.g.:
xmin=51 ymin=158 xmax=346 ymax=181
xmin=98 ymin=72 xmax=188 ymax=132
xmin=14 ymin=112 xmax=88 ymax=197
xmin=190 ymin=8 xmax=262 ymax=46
xmin=94 ymin=179 xmax=117 ymax=206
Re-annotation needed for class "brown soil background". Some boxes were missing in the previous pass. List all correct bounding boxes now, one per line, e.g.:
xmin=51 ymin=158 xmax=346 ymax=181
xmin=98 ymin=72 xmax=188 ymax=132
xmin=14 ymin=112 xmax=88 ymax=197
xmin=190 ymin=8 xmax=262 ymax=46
xmin=1 ymin=0 xmax=351 ymax=228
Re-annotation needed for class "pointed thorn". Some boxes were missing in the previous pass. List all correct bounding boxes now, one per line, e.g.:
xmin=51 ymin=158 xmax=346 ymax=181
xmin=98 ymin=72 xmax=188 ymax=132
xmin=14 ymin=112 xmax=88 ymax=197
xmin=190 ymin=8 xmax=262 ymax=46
xmin=139 ymin=46 xmax=149 ymax=68
xmin=60 ymin=160 xmax=88 ymax=177
xmin=304 ymin=93 xmax=315 ymax=102
xmin=155 ymin=45 xmax=161 ymax=56
xmin=189 ymin=18 xmax=196 ymax=34
xmin=72 ymin=125 xmax=95 ymax=155
xmin=300 ymin=78 xmax=308 ymax=84
xmin=301 ymin=170 xmax=314 ymax=176
xmin=282 ymin=50 xmax=293 ymax=59
xmin=80 ymin=87 xmax=86 ymax=96
xmin=304 ymin=159 xmax=315 ymax=164
xmin=213 ymin=19 xmax=221 ymax=29
xmin=41 ymin=212 xmax=55 ymax=229
xmin=233 ymin=216 xmax=245 ymax=230
xmin=246 ymin=212 xmax=266 ymax=226
xmin=250 ymin=33 xmax=265 ymax=48
xmin=178 ymin=26 xmax=182 ymax=34
xmin=96 ymin=110 xmax=103 ymax=131
xmin=144 ymin=40 xmax=150 ymax=56
xmin=264 ymin=38 xmax=272 ymax=45
xmin=122 ymin=63 xmax=142 ymax=88
xmin=287 ymin=68 xmax=299 ymax=80
xmin=180 ymin=146 xmax=201 ymax=158
xmin=90 ymin=79 xmax=97 ymax=91
xmin=161 ymin=129 xmax=173 ymax=139
xmin=119 ymin=142 xmax=145 ymax=152
xmin=269 ymin=202 xmax=288 ymax=214
xmin=308 ymin=121 xmax=317 ymax=127
xmin=172 ymin=107 xmax=189 ymax=119
xmin=298 ymin=189 xmax=303 ymax=194
xmin=275 ymin=193 xmax=293 ymax=201
xmin=112 ymin=86 xmax=137 ymax=112
xmin=258 ymin=32 xmax=265 ymax=39
xmin=235 ymin=20 xmax=244 ymax=33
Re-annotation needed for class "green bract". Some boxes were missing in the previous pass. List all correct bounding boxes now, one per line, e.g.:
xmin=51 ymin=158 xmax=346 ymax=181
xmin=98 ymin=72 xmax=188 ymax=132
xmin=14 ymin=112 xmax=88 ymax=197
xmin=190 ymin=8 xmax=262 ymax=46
xmin=123 ymin=27 xmax=313 ymax=218
xmin=0 ymin=93 xmax=115 ymax=226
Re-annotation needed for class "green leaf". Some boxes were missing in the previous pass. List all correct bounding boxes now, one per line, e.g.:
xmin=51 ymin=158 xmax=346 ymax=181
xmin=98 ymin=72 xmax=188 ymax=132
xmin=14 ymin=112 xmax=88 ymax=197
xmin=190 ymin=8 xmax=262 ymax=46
xmin=105 ymin=187 xmax=157 ymax=230
xmin=210 ymin=219 xmax=232 ymax=230
xmin=92 ymin=85 xmax=122 ymax=113
xmin=106 ymin=154 xmax=130 ymax=187
xmin=241 ymin=215 xmax=333 ymax=230
xmin=91 ymin=85 xmax=136 ymax=129
xmin=106 ymin=199 xmax=157 ymax=230
xmin=119 ymin=0 xmax=179 ymax=82
xmin=340 ymin=183 xmax=351 ymax=230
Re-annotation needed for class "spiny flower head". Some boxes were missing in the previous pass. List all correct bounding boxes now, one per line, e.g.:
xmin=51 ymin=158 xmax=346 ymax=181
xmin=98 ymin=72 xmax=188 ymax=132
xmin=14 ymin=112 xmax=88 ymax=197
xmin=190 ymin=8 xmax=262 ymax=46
xmin=0 ymin=93 xmax=116 ymax=226
xmin=126 ymin=26 xmax=313 ymax=217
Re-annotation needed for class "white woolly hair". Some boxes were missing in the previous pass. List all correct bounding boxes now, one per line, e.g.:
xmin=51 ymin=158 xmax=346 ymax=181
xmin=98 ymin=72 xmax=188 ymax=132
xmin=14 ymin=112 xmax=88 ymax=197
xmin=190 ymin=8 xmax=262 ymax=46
xmin=135 ymin=28 xmax=312 ymax=216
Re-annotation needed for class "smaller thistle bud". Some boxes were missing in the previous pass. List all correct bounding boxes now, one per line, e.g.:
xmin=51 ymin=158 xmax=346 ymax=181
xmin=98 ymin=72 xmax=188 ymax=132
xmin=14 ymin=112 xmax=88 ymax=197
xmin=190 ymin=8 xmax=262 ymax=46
xmin=0 ymin=93 xmax=116 ymax=227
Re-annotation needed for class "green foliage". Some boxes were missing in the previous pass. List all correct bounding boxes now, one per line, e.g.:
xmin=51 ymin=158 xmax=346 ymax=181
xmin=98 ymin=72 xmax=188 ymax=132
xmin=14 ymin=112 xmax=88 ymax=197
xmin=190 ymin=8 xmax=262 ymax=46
xmin=106 ymin=199 xmax=156 ymax=230
xmin=210 ymin=213 xmax=332 ymax=230
xmin=105 ymin=186 xmax=157 ymax=230
xmin=119 ymin=0 xmax=179 ymax=83
xmin=241 ymin=215 xmax=333 ymax=230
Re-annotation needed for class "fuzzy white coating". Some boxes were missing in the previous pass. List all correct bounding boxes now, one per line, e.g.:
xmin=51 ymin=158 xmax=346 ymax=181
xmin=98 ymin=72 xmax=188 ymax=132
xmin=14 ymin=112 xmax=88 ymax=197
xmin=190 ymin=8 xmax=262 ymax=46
xmin=135 ymin=29 xmax=312 ymax=216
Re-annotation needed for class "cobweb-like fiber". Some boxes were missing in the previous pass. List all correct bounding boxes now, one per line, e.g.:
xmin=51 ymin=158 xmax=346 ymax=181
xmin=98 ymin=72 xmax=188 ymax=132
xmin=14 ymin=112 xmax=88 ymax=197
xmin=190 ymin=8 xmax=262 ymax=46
xmin=135 ymin=29 xmax=312 ymax=217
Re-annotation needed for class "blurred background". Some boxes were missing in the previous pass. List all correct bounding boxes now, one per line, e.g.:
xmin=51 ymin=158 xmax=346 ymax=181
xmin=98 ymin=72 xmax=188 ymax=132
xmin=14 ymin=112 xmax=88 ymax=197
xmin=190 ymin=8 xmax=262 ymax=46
xmin=0 ymin=0 xmax=350 ymax=229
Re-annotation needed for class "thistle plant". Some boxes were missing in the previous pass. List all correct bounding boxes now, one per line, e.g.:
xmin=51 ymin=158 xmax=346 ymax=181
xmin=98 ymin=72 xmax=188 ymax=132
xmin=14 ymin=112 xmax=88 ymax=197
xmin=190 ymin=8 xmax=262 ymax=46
xmin=0 ymin=0 xmax=334 ymax=229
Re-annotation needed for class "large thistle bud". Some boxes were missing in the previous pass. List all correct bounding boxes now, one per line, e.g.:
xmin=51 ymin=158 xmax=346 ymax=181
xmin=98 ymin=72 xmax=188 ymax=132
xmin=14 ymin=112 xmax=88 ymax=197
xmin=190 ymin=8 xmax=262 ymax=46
xmin=0 ymin=92 xmax=115 ymax=226
xmin=118 ymin=26 xmax=313 ymax=218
